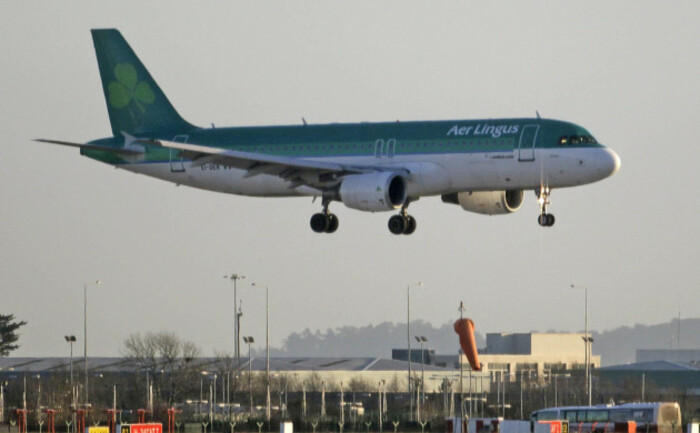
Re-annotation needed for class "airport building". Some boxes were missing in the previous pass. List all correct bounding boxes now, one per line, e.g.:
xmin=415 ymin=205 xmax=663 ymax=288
xmin=598 ymin=360 xmax=700 ymax=396
xmin=400 ymin=332 xmax=601 ymax=383
xmin=0 ymin=333 xmax=595 ymax=396
xmin=0 ymin=356 xmax=481 ymax=393
xmin=636 ymin=349 xmax=700 ymax=364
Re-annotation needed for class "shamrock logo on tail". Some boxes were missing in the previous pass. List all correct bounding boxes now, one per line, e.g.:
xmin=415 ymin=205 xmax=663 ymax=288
xmin=108 ymin=63 xmax=155 ymax=114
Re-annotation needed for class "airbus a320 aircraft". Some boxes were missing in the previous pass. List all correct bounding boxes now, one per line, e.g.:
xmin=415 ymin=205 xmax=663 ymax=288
xmin=39 ymin=29 xmax=621 ymax=235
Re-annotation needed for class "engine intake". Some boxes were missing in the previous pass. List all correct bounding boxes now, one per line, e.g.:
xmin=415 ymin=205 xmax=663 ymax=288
xmin=441 ymin=190 xmax=523 ymax=215
xmin=339 ymin=172 xmax=407 ymax=212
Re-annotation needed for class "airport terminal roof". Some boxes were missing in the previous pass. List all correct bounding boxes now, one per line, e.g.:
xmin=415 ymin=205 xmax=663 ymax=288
xmin=0 ymin=357 xmax=458 ymax=374
xmin=598 ymin=360 xmax=699 ymax=372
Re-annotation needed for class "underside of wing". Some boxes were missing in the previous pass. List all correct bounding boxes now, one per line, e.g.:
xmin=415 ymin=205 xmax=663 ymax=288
xmin=146 ymin=138 xmax=408 ymax=189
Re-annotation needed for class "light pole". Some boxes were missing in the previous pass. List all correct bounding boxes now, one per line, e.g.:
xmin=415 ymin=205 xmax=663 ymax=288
xmin=378 ymin=379 xmax=385 ymax=433
xmin=223 ymin=274 xmax=246 ymax=364
xmin=83 ymin=280 xmax=100 ymax=406
xmin=414 ymin=336 xmax=427 ymax=406
xmin=252 ymin=283 xmax=270 ymax=422
xmin=406 ymin=281 xmax=423 ymax=421
xmin=243 ymin=336 xmax=255 ymax=412
xmin=65 ymin=335 xmax=76 ymax=432
xmin=570 ymin=284 xmax=592 ymax=406
xmin=65 ymin=336 xmax=76 ymax=402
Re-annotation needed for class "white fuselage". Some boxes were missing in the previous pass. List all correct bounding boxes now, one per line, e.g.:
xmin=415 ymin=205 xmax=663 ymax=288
xmin=120 ymin=146 xmax=619 ymax=200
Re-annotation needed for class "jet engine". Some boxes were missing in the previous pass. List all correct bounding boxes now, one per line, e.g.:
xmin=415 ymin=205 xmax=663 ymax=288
xmin=339 ymin=172 xmax=407 ymax=212
xmin=441 ymin=190 xmax=524 ymax=215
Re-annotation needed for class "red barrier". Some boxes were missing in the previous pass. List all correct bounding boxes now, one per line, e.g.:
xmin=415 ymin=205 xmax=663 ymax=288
xmin=43 ymin=409 xmax=58 ymax=433
xmin=454 ymin=318 xmax=481 ymax=371
xmin=137 ymin=409 xmax=148 ymax=424
xmin=73 ymin=409 xmax=86 ymax=433
xmin=14 ymin=409 xmax=28 ymax=433
xmin=163 ymin=408 xmax=181 ymax=433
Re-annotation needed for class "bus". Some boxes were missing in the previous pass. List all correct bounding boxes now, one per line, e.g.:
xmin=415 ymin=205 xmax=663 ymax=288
xmin=530 ymin=402 xmax=682 ymax=433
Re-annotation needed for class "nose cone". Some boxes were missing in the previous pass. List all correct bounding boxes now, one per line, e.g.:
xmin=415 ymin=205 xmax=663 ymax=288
xmin=598 ymin=148 xmax=621 ymax=178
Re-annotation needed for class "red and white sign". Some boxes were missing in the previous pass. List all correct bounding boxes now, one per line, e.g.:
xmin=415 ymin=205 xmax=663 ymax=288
xmin=130 ymin=424 xmax=162 ymax=433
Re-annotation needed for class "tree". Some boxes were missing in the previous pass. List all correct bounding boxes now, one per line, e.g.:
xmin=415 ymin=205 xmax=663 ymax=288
xmin=122 ymin=331 xmax=201 ymax=406
xmin=0 ymin=314 xmax=27 ymax=356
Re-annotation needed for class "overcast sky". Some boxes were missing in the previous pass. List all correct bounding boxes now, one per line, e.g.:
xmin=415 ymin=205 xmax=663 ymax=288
xmin=1 ymin=2 xmax=698 ymax=358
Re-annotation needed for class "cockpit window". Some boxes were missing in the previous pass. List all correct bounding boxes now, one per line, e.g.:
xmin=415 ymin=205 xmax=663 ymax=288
xmin=558 ymin=135 xmax=597 ymax=146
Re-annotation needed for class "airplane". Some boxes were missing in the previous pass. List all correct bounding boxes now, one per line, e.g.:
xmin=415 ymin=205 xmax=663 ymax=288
xmin=38 ymin=29 xmax=621 ymax=235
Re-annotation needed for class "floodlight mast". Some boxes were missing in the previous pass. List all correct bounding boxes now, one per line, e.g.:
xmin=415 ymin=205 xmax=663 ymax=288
xmin=571 ymin=284 xmax=591 ymax=406
xmin=406 ymin=281 xmax=423 ymax=421
xmin=224 ymin=274 xmax=246 ymax=364
xmin=65 ymin=335 xmax=77 ymax=432
xmin=252 ymin=283 xmax=270 ymax=422
xmin=243 ymin=336 xmax=255 ymax=412
xmin=84 ymin=280 xmax=101 ymax=407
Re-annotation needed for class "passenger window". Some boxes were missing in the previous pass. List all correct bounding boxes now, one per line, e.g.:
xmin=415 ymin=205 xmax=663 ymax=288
xmin=610 ymin=410 xmax=632 ymax=422
xmin=565 ymin=412 xmax=577 ymax=422
xmin=558 ymin=136 xmax=569 ymax=146
xmin=587 ymin=410 xmax=608 ymax=422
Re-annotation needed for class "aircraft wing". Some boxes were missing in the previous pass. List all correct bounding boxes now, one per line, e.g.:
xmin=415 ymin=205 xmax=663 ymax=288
xmin=147 ymin=138 xmax=409 ymax=188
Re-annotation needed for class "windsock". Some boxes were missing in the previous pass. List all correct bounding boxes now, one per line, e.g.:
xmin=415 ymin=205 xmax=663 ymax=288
xmin=454 ymin=318 xmax=481 ymax=371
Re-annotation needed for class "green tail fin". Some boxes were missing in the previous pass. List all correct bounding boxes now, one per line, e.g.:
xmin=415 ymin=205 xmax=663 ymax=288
xmin=91 ymin=29 xmax=195 ymax=136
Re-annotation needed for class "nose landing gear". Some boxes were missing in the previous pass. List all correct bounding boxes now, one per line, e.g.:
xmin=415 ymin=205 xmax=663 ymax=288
xmin=310 ymin=198 xmax=339 ymax=233
xmin=388 ymin=202 xmax=417 ymax=235
xmin=537 ymin=186 xmax=555 ymax=227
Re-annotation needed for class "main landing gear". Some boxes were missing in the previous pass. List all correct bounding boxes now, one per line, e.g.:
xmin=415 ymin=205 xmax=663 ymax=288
xmin=388 ymin=203 xmax=417 ymax=235
xmin=537 ymin=186 xmax=555 ymax=227
xmin=310 ymin=199 xmax=339 ymax=233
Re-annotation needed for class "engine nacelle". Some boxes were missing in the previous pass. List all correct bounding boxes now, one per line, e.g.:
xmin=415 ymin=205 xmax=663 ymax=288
xmin=339 ymin=172 xmax=407 ymax=212
xmin=441 ymin=190 xmax=524 ymax=215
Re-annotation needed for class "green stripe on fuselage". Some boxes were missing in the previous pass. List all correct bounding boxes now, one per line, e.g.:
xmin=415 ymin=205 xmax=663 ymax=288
xmin=82 ymin=118 xmax=602 ymax=165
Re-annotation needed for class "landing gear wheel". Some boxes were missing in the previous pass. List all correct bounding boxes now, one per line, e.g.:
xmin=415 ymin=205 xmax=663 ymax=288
xmin=404 ymin=215 xmax=417 ymax=235
xmin=326 ymin=213 xmax=339 ymax=233
xmin=310 ymin=213 xmax=329 ymax=233
xmin=546 ymin=213 xmax=555 ymax=226
xmin=388 ymin=215 xmax=406 ymax=235
xmin=536 ymin=186 xmax=555 ymax=227
xmin=538 ymin=213 xmax=555 ymax=227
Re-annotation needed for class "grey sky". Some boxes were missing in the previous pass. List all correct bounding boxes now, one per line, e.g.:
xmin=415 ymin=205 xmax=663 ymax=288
xmin=1 ymin=2 xmax=698 ymax=357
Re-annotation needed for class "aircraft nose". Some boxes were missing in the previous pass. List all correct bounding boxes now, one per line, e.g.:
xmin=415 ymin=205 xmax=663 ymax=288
xmin=598 ymin=148 xmax=621 ymax=178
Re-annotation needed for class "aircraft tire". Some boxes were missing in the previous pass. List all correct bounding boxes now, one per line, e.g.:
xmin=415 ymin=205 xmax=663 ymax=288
xmin=310 ymin=213 xmax=329 ymax=233
xmin=546 ymin=214 xmax=556 ymax=226
xmin=404 ymin=215 xmax=417 ymax=235
xmin=326 ymin=214 xmax=339 ymax=233
xmin=538 ymin=213 xmax=556 ymax=227
xmin=388 ymin=215 xmax=406 ymax=235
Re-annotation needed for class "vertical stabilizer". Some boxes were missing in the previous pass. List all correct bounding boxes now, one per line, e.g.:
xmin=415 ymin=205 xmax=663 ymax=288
xmin=91 ymin=29 xmax=195 ymax=136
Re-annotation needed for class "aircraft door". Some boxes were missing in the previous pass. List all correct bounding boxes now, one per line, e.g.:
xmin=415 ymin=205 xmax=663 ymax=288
xmin=170 ymin=135 xmax=188 ymax=172
xmin=374 ymin=138 xmax=396 ymax=158
xmin=374 ymin=139 xmax=384 ymax=158
xmin=518 ymin=125 xmax=539 ymax=161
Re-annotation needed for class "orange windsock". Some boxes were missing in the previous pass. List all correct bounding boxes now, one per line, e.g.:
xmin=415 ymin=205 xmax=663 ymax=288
xmin=454 ymin=318 xmax=481 ymax=371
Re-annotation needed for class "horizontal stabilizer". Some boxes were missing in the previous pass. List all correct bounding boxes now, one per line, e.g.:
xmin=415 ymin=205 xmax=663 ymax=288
xmin=35 ymin=139 xmax=142 ymax=155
